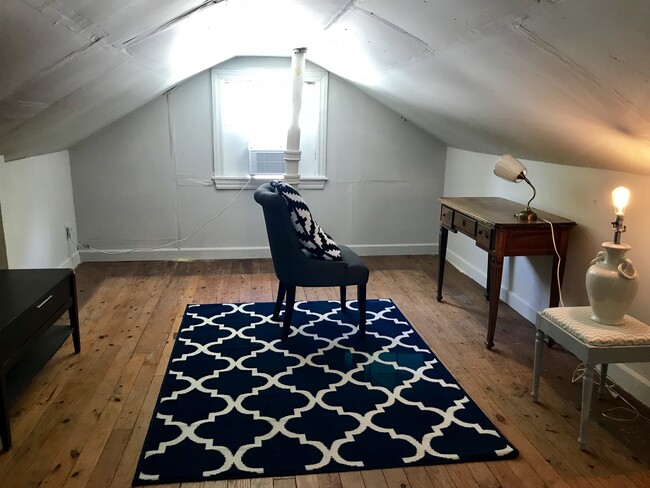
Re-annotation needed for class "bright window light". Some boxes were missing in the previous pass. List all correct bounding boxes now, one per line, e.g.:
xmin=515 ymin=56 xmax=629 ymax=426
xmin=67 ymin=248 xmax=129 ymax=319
xmin=211 ymin=58 xmax=328 ymax=189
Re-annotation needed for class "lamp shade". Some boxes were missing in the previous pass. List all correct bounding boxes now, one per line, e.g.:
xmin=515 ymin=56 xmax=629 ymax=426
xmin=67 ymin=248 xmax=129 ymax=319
xmin=493 ymin=154 xmax=527 ymax=182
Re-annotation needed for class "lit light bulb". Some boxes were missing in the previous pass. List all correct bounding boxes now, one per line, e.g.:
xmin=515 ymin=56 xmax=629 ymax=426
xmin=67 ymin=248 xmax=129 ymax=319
xmin=612 ymin=186 xmax=631 ymax=216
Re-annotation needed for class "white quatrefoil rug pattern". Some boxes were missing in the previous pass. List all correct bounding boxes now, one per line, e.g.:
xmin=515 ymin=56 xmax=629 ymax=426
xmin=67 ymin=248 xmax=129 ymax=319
xmin=134 ymin=299 xmax=517 ymax=485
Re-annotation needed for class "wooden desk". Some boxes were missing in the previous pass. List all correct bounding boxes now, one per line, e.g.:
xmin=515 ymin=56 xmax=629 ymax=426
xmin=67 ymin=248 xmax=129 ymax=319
xmin=0 ymin=269 xmax=81 ymax=450
xmin=437 ymin=197 xmax=576 ymax=349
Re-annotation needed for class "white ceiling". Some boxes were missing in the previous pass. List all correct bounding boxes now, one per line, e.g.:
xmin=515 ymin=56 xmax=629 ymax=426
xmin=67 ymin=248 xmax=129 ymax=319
xmin=1 ymin=0 xmax=649 ymax=173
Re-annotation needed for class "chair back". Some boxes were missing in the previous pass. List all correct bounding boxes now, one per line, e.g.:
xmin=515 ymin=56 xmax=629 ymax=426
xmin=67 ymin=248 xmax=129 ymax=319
xmin=254 ymin=183 xmax=304 ymax=283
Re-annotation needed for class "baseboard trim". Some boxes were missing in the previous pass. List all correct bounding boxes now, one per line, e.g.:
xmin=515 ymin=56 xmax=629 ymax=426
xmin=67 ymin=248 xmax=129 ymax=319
xmin=58 ymin=251 xmax=81 ymax=269
xmin=444 ymin=250 xmax=488 ymax=291
xmin=445 ymin=250 xmax=538 ymax=321
xmin=79 ymin=247 xmax=272 ymax=262
xmin=607 ymin=364 xmax=650 ymax=407
xmin=349 ymin=243 xmax=436 ymax=256
xmin=79 ymin=243 xmax=436 ymax=262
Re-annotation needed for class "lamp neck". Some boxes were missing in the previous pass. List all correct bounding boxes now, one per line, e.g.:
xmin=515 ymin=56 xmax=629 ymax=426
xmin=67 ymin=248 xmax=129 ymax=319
xmin=523 ymin=175 xmax=536 ymax=209
xmin=512 ymin=175 xmax=538 ymax=221
xmin=612 ymin=214 xmax=626 ymax=244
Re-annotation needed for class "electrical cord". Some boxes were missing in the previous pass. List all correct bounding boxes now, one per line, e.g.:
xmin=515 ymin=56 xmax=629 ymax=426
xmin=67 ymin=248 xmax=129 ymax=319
xmin=539 ymin=216 xmax=564 ymax=307
xmin=571 ymin=362 xmax=650 ymax=423
xmin=68 ymin=177 xmax=253 ymax=255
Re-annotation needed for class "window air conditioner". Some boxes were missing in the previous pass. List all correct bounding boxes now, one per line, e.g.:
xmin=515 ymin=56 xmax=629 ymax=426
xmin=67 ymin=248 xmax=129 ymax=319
xmin=248 ymin=149 xmax=285 ymax=175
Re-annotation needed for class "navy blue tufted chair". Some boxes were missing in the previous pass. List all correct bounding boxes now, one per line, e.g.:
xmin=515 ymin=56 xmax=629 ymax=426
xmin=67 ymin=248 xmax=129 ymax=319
xmin=254 ymin=183 xmax=369 ymax=339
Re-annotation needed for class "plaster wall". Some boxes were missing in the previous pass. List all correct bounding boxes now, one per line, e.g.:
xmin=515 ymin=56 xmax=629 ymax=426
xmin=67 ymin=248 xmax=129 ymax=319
xmin=0 ymin=151 xmax=79 ymax=269
xmin=70 ymin=72 xmax=446 ymax=261
xmin=69 ymin=69 xmax=446 ymax=260
xmin=443 ymin=147 xmax=650 ymax=405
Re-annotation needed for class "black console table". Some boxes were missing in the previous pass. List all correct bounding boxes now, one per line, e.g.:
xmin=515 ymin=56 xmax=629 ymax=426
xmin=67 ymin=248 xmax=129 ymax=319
xmin=438 ymin=197 xmax=576 ymax=349
xmin=0 ymin=269 xmax=81 ymax=451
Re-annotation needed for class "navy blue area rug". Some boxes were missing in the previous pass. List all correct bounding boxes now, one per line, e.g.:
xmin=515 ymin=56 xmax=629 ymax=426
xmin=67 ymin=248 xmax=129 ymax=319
xmin=133 ymin=299 xmax=517 ymax=485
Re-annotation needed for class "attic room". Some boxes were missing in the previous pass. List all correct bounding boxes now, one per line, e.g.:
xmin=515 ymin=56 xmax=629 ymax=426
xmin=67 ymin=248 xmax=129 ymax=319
xmin=1 ymin=0 xmax=650 ymax=486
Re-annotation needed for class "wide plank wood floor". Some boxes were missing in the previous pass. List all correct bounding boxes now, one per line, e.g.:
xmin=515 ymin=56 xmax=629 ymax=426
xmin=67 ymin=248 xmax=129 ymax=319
xmin=1 ymin=256 xmax=649 ymax=487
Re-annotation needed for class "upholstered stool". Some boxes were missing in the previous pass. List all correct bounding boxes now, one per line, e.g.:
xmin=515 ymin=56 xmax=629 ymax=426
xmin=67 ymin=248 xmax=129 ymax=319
xmin=531 ymin=307 xmax=650 ymax=449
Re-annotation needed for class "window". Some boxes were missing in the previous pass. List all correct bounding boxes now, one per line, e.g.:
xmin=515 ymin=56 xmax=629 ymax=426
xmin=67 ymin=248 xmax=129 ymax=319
xmin=211 ymin=58 xmax=328 ymax=189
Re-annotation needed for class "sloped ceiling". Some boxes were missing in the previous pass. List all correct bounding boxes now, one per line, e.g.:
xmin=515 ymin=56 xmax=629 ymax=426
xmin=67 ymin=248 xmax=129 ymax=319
xmin=1 ymin=0 xmax=649 ymax=173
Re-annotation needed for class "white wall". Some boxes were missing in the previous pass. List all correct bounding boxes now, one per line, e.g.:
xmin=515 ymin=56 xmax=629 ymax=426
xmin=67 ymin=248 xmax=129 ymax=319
xmin=444 ymin=147 xmax=650 ymax=405
xmin=0 ymin=151 xmax=79 ymax=269
xmin=69 ymin=67 xmax=447 ymax=260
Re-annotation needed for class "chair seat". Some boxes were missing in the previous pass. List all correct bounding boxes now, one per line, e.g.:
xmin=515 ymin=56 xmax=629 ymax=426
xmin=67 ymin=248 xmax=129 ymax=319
xmin=339 ymin=245 xmax=369 ymax=285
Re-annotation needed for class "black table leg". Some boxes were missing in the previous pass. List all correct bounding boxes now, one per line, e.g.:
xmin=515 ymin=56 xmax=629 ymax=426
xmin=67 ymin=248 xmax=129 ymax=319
xmin=70 ymin=273 xmax=81 ymax=354
xmin=0 ymin=375 xmax=11 ymax=451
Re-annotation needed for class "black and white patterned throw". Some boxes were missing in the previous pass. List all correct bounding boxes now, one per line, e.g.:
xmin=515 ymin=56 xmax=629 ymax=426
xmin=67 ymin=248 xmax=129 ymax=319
xmin=270 ymin=180 xmax=342 ymax=261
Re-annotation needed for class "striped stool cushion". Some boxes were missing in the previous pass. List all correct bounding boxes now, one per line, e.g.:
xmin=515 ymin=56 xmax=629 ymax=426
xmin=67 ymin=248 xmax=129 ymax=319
xmin=541 ymin=307 xmax=650 ymax=346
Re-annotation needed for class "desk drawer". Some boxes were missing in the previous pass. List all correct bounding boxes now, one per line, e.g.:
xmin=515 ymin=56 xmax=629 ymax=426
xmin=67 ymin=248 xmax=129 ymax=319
xmin=441 ymin=206 xmax=453 ymax=228
xmin=476 ymin=224 xmax=493 ymax=250
xmin=0 ymin=278 xmax=70 ymax=369
xmin=453 ymin=212 xmax=477 ymax=238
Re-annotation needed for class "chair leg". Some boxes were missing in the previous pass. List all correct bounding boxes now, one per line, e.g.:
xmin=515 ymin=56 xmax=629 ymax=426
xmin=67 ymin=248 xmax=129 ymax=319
xmin=358 ymin=284 xmax=367 ymax=338
xmin=340 ymin=286 xmax=347 ymax=312
xmin=282 ymin=285 xmax=296 ymax=340
xmin=273 ymin=282 xmax=286 ymax=321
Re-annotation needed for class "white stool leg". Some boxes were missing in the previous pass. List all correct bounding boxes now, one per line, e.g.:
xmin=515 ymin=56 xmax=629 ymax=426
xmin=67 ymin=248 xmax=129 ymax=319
xmin=531 ymin=329 xmax=545 ymax=402
xmin=579 ymin=363 xmax=595 ymax=450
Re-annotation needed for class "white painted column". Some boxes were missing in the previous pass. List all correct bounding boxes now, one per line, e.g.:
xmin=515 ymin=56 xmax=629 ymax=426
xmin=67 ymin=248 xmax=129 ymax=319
xmin=283 ymin=47 xmax=307 ymax=187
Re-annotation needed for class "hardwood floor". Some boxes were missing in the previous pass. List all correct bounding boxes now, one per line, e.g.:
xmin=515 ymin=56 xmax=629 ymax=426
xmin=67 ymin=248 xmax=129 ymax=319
xmin=1 ymin=256 xmax=649 ymax=487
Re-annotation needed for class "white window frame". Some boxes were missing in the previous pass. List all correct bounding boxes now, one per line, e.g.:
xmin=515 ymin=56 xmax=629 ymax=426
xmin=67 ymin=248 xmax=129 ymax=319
xmin=211 ymin=62 xmax=328 ymax=190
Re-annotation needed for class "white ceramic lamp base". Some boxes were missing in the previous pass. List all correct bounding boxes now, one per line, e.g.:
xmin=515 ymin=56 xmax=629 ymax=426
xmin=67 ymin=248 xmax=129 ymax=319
xmin=585 ymin=242 xmax=638 ymax=325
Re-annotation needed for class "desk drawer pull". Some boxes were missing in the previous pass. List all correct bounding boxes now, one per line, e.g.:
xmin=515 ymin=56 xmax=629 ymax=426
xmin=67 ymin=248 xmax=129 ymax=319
xmin=476 ymin=224 xmax=492 ymax=249
xmin=453 ymin=213 xmax=477 ymax=237
xmin=441 ymin=206 xmax=453 ymax=228
xmin=36 ymin=295 xmax=53 ymax=309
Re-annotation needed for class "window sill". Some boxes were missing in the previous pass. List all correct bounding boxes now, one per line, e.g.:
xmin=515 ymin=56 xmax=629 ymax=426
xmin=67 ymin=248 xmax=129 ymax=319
xmin=212 ymin=175 xmax=328 ymax=190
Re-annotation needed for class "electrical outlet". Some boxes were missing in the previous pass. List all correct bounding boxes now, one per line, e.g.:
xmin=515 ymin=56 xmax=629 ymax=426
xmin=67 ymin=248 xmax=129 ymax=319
xmin=65 ymin=225 xmax=72 ymax=239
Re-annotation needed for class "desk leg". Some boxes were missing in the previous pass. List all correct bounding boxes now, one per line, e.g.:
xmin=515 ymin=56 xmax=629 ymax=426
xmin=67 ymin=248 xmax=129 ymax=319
xmin=579 ymin=363 xmax=595 ymax=450
xmin=485 ymin=254 xmax=504 ymax=349
xmin=598 ymin=364 xmax=609 ymax=399
xmin=0 ymin=375 xmax=10 ymax=451
xmin=531 ymin=329 xmax=545 ymax=402
xmin=437 ymin=226 xmax=448 ymax=302
xmin=485 ymin=261 xmax=491 ymax=301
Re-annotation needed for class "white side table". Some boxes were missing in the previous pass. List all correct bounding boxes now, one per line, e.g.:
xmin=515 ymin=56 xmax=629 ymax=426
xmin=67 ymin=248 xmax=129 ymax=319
xmin=531 ymin=307 xmax=650 ymax=450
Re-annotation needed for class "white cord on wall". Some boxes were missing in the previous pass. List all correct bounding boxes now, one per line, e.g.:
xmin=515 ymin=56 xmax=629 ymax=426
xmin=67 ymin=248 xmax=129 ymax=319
xmin=539 ymin=216 xmax=564 ymax=307
xmin=69 ymin=177 xmax=253 ymax=255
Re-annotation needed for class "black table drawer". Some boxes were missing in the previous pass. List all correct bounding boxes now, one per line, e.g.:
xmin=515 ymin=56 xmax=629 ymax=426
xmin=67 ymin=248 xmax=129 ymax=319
xmin=453 ymin=212 xmax=477 ymax=238
xmin=0 ymin=279 xmax=70 ymax=369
